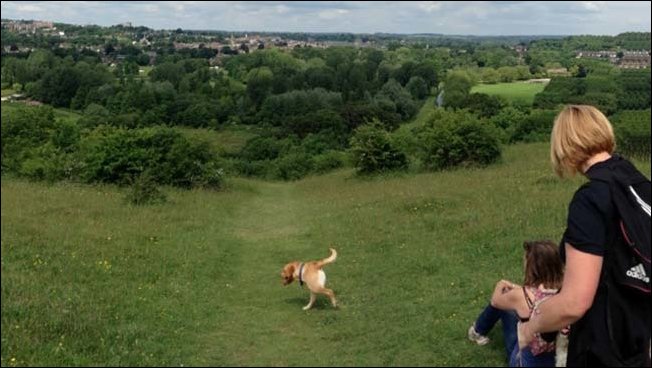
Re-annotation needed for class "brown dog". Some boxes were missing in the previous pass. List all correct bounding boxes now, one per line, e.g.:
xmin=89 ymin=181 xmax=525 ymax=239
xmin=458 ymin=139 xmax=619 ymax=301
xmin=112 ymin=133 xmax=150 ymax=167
xmin=281 ymin=248 xmax=338 ymax=310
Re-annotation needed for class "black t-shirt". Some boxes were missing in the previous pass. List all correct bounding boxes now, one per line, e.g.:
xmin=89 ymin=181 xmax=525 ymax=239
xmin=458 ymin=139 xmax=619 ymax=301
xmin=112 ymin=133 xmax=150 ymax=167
xmin=559 ymin=157 xmax=620 ymax=367
xmin=560 ymin=158 xmax=617 ymax=261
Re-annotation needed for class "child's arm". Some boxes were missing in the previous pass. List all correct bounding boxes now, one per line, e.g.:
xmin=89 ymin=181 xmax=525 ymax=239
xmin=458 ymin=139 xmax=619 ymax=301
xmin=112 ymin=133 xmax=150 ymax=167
xmin=490 ymin=280 xmax=521 ymax=310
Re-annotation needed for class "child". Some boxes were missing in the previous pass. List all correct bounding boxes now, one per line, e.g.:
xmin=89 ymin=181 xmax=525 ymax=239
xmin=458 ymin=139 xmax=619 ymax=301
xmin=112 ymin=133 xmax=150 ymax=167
xmin=468 ymin=240 xmax=564 ymax=367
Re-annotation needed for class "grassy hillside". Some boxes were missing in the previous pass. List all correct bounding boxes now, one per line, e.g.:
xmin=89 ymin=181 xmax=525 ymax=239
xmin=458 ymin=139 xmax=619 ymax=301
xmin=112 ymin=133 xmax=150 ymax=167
xmin=471 ymin=82 xmax=547 ymax=105
xmin=1 ymin=143 xmax=649 ymax=366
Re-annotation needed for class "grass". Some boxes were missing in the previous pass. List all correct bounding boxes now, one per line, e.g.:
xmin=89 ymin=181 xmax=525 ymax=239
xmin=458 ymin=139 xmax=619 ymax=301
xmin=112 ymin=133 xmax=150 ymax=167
xmin=1 ymin=88 xmax=18 ymax=97
xmin=2 ymin=143 xmax=650 ymax=366
xmin=177 ymin=125 xmax=262 ymax=155
xmin=0 ymin=102 xmax=81 ymax=123
xmin=471 ymin=82 xmax=548 ymax=105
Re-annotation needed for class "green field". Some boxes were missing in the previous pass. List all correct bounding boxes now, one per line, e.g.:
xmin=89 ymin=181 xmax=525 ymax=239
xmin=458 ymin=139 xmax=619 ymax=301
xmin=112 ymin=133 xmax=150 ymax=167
xmin=1 ymin=102 xmax=82 ymax=123
xmin=471 ymin=82 xmax=548 ymax=105
xmin=2 ymin=143 xmax=649 ymax=366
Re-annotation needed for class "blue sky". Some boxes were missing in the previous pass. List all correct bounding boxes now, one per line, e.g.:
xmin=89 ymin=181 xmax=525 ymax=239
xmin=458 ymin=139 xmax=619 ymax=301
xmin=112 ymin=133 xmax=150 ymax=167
xmin=1 ymin=1 xmax=650 ymax=35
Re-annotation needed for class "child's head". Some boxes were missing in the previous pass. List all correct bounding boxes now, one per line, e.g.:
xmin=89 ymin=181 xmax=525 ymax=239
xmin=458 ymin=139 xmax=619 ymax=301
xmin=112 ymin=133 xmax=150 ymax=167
xmin=522 ymin=240 xmax=564 ymax=289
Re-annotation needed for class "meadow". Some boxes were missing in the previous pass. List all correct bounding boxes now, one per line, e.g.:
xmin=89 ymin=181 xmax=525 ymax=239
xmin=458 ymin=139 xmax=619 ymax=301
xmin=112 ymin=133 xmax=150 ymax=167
xmin=471 ymin=81 xmax=548 ymax=105
xmin=3 ymin=142 xmax=649 ymax=366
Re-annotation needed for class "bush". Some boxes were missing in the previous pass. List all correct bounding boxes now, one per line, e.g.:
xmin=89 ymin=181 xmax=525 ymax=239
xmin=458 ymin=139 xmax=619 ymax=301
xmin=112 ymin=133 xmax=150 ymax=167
xmin=350 ymin=120 xmax=408 ymax=174
xmin=611 ymin=110 xmax=651 ymax=159
xmin=52 ymin=119 xmax=81 ymax=153
xmin=417 ymin=114 xmax=501 ymax=171
xmin=1 ymin=105 xmax=55 ymax=172
xmin=272 ymin=152 xmax=314 ymax=180
xmin=462 ymin=93 xmax=506 ymax=118
xmin=510 ymin=109 xmax=558 ymax=143
xmin=313 ymin=150 xmax=346 ymax=173
xmin=125 ymin=172 xmax=167 ymax=205
xmin=80 ymin=126 xmax=222 ymax=188
xmin=489 ymin=106 xmax=527 ymax=143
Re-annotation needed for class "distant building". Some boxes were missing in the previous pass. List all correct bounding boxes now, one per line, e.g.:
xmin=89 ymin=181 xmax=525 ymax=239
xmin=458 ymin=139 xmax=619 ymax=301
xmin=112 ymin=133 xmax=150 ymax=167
xmin=2 ymin=19 xmax=54 ymax=34
xmin=618 ymin=53 xmax=651 ymax=69
xmin=576 ymin=50 xmax=650 ymax=69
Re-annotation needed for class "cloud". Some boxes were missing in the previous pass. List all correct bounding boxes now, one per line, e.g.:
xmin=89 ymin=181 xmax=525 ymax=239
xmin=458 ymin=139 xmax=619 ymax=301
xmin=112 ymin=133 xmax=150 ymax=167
xmin=317 ymin=8 xmax=349 ymax=20
xmin=580 ymin=1 xmax=607 ymax=12
xmin=17 ymin=3 xmax=43 ymax=12
xmin=418 ymin=1 xmax=442 ymax=12
xmin=0 ymin=1 xmax=649 ymax=35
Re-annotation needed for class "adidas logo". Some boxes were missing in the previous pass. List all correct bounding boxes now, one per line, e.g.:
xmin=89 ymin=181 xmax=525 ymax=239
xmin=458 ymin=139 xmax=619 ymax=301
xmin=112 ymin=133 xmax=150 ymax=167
xmin=626 ymin=264 xmax=650 ymax=283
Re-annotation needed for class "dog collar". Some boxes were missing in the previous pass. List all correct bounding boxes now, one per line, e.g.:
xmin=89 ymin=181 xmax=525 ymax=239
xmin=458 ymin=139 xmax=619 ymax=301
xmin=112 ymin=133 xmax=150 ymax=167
xmin=298 ymin=263 xmax=305 ymax=286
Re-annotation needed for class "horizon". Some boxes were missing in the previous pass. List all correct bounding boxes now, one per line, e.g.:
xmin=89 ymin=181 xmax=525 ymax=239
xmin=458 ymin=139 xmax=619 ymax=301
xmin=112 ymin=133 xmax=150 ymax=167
xmin=1 ymin=1 xmax=650 ymax=36
xmin=2 ymin=17 xmax=584 ymax=38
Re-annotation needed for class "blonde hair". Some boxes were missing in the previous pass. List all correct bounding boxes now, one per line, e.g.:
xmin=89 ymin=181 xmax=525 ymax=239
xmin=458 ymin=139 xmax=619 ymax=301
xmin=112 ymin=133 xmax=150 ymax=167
xmin=550 ymin=105 xmax=615 ymax=177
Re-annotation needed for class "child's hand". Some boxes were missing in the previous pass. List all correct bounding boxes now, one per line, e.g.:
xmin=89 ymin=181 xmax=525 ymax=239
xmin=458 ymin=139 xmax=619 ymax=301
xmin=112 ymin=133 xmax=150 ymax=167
xmin=517 ymin=321 xmax=535 ymax=350
xmin=497 ymin=280 xmax=516 ymax=293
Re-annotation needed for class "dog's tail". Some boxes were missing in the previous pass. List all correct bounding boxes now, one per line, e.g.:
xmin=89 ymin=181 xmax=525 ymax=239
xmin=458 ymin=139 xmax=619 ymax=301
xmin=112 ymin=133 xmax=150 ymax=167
xmin=316 ymin=248 xmax=337 ymax=268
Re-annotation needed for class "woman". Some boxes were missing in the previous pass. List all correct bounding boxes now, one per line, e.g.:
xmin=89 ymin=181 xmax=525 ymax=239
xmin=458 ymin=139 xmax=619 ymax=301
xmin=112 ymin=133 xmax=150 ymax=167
xmin=517 ymin=105 xmax=650 ymax=366
xmin=468 ymin=240 xmax=564 ymax=367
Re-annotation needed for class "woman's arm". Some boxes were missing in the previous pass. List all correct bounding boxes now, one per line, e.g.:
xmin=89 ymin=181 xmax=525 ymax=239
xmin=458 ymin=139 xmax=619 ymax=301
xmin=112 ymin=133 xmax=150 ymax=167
xmin=518 ymin=243 xmax=603 ymax=348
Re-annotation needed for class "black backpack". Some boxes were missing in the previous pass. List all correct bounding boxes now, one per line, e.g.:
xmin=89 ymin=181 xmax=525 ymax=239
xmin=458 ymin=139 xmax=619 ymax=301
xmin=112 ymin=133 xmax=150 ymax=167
xmin=584 ymin=155 xmax=651 ymax=367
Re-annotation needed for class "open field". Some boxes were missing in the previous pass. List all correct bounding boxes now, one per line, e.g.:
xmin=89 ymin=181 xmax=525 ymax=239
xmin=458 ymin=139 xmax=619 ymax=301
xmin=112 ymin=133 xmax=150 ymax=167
xmin=471 ymin=81 xmax=548 ymax=105
xmin=2 ymin=143 xmax=649 ymax=366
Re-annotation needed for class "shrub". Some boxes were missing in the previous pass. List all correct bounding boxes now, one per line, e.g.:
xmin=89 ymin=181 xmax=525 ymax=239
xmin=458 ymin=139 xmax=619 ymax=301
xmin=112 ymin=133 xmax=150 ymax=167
xmin=417 ymin=115 xmax=501 ymax=171
xmin=489 ymin=106 xmax=527 ymax=143
xmin=350 ymin=120 xmax=408 ymax=174
xmin=271 ymin=152 xmax=314 ymax=180
xmin=462 ymin=93 xmax=506 ymax=118
xmin=125 ymin=172 xmax=167 ymax=205
xmin=510 ymin=109 xmax=558 ymax=143
xmin=1 ymin=105 xmax=55 ymax=172
xmin=239 ymin=136 xmax=287 ymax=161
xmin=80 ymin=126 xmax=222 ymax=188
xmin=313 ymin=150 xmax=346 ymax=173
xmin=52 ymin=119 xmax=81 ymax=153
xmin=611 ymin=110 xmax=651 ymax=159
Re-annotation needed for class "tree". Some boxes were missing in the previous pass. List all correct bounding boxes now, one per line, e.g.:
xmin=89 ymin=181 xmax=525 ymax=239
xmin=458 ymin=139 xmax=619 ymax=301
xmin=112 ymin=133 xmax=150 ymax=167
xmin=406 ymin=76 xmax=428 ymax=100
xmin=481 ymin=68 xmax=500 ymax=84
xmin=463 ymin=93 xmax=506 ymax=118
xmin=376 ymin=79 xmax=417 ymax=120
xmin=246 ymin=67 xmax=274 ymax=107
xmin=149 ymin=62 xmax=184 ymax=88
xmin=443 ymin=70 xmax=473 ymax=108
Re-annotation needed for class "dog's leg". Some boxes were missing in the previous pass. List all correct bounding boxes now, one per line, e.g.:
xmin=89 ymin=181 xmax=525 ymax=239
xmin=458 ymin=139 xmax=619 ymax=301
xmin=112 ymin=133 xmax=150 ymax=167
xmin=303 ymin=292 xmax=316 ymax=311
xmin=318 ymin=287 xmax=337 ymax=308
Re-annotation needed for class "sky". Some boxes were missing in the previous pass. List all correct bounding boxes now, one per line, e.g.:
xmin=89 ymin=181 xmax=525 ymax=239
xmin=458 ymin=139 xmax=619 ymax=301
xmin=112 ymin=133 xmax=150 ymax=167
xmin=1 ymin=1 xmax=650 ymax=35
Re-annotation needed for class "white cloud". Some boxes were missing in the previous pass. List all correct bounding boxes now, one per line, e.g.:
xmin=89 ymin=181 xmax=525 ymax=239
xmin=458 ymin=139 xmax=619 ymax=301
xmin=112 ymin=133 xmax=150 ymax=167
xmin=317 ymin=8 xmax=349 ymax=20
xmin=140 ymin=4 xmax=160 ymax=14
xmin=581 ymin=1 xmax=607 ymax=12
xmin=17 ymin=3 xmax=44 ymax=12
xmin=418 ymin=1 xmax=442 ymax=13
xmin=275 ymin=4 xmax=290 ymax=14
